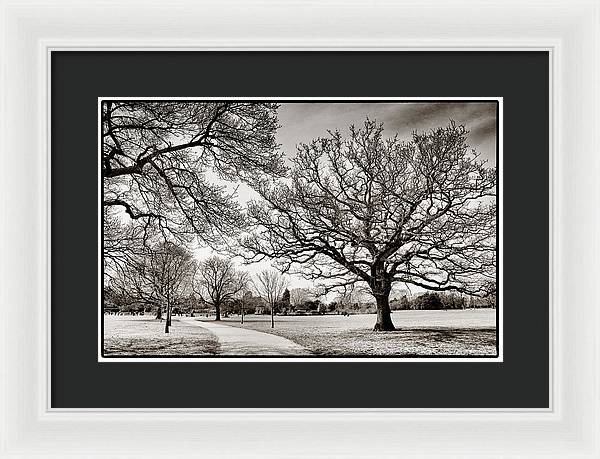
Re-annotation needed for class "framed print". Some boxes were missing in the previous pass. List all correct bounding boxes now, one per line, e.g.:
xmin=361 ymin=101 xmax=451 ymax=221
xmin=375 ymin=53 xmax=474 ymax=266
xmin=1 ymin=1 xmax=599 ymax=458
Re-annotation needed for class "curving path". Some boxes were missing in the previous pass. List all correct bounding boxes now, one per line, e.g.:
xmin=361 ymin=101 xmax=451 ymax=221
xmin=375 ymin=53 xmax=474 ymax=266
xmin=183 ymin=317 xmax=310 ymax=356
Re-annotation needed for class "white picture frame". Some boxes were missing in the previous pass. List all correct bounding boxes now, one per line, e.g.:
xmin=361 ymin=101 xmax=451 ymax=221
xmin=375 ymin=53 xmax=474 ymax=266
xmin=0 ymin=0 xmax=598 ymax=457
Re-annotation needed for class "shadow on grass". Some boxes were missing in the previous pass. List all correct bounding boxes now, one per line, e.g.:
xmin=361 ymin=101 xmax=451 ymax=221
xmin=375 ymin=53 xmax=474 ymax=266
xmin=103 ymin=318 xmax=220 ymax=356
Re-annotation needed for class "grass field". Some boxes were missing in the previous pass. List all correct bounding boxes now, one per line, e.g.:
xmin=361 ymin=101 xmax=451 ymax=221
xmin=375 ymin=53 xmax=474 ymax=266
xmin=103 ymin=316 xmax=219 ymax=356
xmin=103 ymin=309 xmax=497 ymax=357
xmin=218 ymin=309 xmax=497 ymax=356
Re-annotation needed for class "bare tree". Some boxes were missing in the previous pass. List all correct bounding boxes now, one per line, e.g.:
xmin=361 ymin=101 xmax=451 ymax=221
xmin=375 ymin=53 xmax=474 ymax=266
xmin=240 ymin=290 xmax=254 ymax=324
xmin=483 ymin=280 xmax=497 ymax=309
xmin=102 ymin=101 xmax=285 ymax=250
xmin=193 ymin=256 xmax=249 ymax=321
xmin=288 ymin=288 xmax=311 ymax=311
xmin=242 ymin=120 xmax=497 ymax=331
xmin=334 ymin=287 xmax=362 ymax=313
xmin=108 ymin=241 xmax=195 ymax=332
xmin=253 ymin=270 xmax=288 ymax=328
xmin=105 ymin=230 xmax=161 ymax=317
xmin=144 ymin=242 xmax=195 ymax=332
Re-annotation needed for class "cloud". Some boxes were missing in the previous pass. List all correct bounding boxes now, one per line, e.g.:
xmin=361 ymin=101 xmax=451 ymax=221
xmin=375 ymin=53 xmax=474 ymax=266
xmin=278 ymin=101 xmax=497 ymax=164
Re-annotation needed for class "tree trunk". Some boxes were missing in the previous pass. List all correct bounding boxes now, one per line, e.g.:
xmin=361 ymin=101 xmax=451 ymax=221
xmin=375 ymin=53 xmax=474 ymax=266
xmin=215 ymin=303 xmax=221 ymax=321
xmin=164 ymin=306 xmax=170 ymax=333
xmin=270 ymin=305 xmax=274 ymax=328
xmin=373 ymin=294 xmax=395 ymax=331
xmin=241 ymin=305 xmax=244 ymax=324
xmin=156 ymin=306 xmax=162 ymax=320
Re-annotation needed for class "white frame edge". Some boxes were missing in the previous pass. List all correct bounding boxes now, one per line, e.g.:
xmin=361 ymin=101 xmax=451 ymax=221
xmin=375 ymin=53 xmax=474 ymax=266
xmin=0 ymin=0 xmax=598 ymax=457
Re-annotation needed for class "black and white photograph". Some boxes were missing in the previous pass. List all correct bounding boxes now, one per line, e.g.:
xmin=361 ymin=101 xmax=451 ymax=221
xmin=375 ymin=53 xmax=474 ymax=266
xmin=101 ymin=98 xmax=500 ymax=360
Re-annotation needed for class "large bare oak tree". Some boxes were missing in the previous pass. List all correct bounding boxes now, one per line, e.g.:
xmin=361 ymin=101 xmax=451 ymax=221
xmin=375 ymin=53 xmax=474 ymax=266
xmin=242 ymin=120 xmax=497 ymax=331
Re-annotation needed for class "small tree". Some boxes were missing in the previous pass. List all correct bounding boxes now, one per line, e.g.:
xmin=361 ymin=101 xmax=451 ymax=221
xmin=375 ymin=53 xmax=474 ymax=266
xmin=400 ymin=296 xmax=411 ymax=310
xmin=280 ymin=288 xmax=291 ymax=314
xmin=108 ymin=241 xmax=195 ymax=333
xmin=289 ymin=288 xmax=310 ymax=311
xmin=254 ymin=270 xmax=288 ymax=328
xmin=240 ymin=290 xmax=254 ymax=324
xmin=194 ymin=256 xmax=248 ymax=321
xmin=483 ymin=280 xmax=497 ymax=309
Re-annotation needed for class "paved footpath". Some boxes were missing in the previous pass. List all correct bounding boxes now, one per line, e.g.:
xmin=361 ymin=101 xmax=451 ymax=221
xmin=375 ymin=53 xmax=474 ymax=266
xmin=182 ymin=318 xmax=311 ymax=356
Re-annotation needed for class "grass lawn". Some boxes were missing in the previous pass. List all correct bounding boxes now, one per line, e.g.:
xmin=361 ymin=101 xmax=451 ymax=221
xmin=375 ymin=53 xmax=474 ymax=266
xmin=103 ymin=309 xmax=497 ymax=357
xmin=103 ymin=315 xmax=219 ymax=356
xmin=218 ymin=309 xmax=497 ymax=356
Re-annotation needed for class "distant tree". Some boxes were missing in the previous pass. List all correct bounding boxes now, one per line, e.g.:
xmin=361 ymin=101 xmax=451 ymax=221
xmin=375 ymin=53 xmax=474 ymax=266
xmin=414 ymin=292 xmax=444 ymax=310
xmin=180 ymin=293 xmax=199 ymax=317
xmin=400 ymin=296 xmax=411 ymax=310
xmin=333 ymin=291 xmax=354 ymax=313
xmin=467 ymin=296 xmax=475 ymax=309
xmin=305 ymin=299 xmax=321 ymax=312
xmin=483 ymin=280 xmax=497 ymax=309
xmin=253 ymin=270 xmax=288 ymax=328
xmin=244 ymin=292 xmax=264 ymax=316
xmin=289 ymin=288 xmax=310 ymax=311
xmin=239 ymin=290 xmax=254 ymax=324
xmin=193 ymin=256 xmax=248 ymax=321
xmin=280 ymin=288 xmax=291 ymax=314
xmin=242 ymin=120 xmax=496 ymax=330
xmin=103 ymin=286 xmax=131 ymax=314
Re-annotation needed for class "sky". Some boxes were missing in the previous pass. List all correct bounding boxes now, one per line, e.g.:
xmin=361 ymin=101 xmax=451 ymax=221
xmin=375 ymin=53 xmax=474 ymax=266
xmin=198 ymin=101 xmax=498 ymax=296
xmin=278 ymin=102 xmax=497 ymax=165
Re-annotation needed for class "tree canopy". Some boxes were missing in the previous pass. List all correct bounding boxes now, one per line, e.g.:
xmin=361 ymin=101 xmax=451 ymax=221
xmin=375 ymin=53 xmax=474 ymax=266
xmin=242 ymin=119 xmax=497 ymax=330
xmin=102 ymin=101 xmax=285 ymax=248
